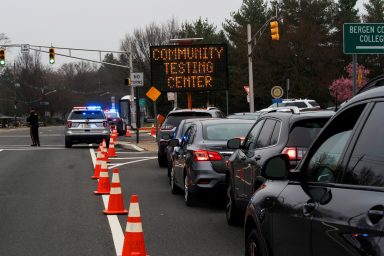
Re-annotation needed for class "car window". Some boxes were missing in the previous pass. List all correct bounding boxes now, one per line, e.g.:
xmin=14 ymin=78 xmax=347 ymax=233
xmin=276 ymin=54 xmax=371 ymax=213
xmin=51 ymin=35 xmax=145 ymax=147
xmin=69 ymin=111 xmax=105 ymax=120
xmin=270 ymin=121 xmax=281 ymax=145
xmin=162 ymin=112 xmax=211 ymax=129
xmin=287 ymin=118 xmax=330 ymax=147
xmin=285 ymin=102 xmax=308 ymax=108
xmin=305 ymin=104 xmax=366 ymax=183
xmin=244 ymin=120 xmax=265 ymax=150
xmin=182 ymin=125 xmax=196 ymax=146
xmin=204 ymin=122 xmax=253 ymax=140
xmin=344 ymin=102 xmax=384 ymax=187
xmin=256 ymin=119 xmax=276 ymax=148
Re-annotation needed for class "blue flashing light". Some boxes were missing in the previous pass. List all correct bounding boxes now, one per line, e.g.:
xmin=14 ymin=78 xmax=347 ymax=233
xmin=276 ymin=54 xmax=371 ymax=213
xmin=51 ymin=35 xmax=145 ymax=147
xmin=87 ymin=106 xmax=102 ymax=110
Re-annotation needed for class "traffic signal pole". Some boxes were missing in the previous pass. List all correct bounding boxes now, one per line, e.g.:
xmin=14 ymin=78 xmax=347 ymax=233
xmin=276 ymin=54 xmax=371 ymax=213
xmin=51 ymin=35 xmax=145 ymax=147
xmin=247 ymin=15 xmax=279 ymax=112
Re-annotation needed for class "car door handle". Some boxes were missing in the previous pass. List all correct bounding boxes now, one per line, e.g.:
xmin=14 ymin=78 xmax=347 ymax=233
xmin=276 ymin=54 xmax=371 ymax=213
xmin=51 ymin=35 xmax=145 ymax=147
xmin=254 ymin=155 xmax=261 ymax=161
xmin=303 ymin=201 xmax=317 ymax=217
xmin=368 ymin=206 xmax=384 ymax=225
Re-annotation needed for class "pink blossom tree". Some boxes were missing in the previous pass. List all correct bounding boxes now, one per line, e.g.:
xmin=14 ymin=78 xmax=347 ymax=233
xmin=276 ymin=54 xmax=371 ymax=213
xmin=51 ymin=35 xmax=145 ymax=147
xmin=329 ymin=63 xmax=370 ymax=102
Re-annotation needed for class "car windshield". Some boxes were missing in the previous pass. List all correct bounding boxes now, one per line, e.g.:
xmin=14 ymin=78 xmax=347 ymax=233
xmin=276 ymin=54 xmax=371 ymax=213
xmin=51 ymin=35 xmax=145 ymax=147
xmin=203 ymin=122 xmax=253 ymax=140
xmin=308 ymin=101 xmax=320 ymax=107
xmin=105 ymin=112 xmax=118 ymax=119
xmin=162 ymin=112 xmax=211 ymax=129
xmin=69 ymin=111 xmax=105 ymax=120
xmin=287 ymin=118 xmax=330 ymax=147
xmin=284 ymin=102 xmax=308 ymax=108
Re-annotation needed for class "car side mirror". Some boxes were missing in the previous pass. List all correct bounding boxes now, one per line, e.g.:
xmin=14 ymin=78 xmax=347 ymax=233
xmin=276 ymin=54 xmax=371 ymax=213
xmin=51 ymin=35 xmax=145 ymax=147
xmin=262 ymin=154 xmax=290 ymax=180
xmin=169 ymin=138 xmax=179 ymax=147
xmin=227 ymin=138 xmax=241 ymax=149
xmin=162 ymin=134 xmax=171 ymax=140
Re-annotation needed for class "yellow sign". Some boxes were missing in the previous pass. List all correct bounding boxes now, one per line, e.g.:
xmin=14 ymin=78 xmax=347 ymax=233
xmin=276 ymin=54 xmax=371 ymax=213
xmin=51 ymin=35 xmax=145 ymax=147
xmin=271 ymin=86 xmax=284 ymax=99
xmin=146 ymin=86 xmax=161 ymax=102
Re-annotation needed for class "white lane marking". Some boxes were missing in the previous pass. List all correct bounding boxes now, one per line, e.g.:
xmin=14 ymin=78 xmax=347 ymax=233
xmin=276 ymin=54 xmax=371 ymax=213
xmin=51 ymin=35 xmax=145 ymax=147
xmin=109 ymin=157 xmax=157 ymax=160
xmin=114 ymin=151 xmax=156 ymax=154
xmin=0 ymin=149 xmax=3 ymax=152
xmin=0 ymin=134 xmax=62 ymax=137
xmin=108 ymin=157 xmax=157 ymax=170
xmin=0 ymin=147 xmax=66 ymax=151
xmin=89 ymin=148 xmax=124 ymax=256
xmin=0 ymin=145 xmax=62 ymax=147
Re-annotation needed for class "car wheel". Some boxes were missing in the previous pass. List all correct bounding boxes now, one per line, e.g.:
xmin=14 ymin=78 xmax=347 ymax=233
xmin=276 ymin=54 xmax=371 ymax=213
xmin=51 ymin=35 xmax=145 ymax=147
xmin=226 ymin=178 xmax=241 ymax=226
xmin=65 ymin=137 xmax=72 ymax=148
xmin=184 ymin=174 xmax=195 ymax=206
xmin=167 ymin=159 xmax=173 ymax=183
xmin=245 ymin=229 xmax=266 ymax=256
xmin=158 ymin=152 xmax=167 ymax=168
xmin=170 ymin=166 xmax=180 ymax=194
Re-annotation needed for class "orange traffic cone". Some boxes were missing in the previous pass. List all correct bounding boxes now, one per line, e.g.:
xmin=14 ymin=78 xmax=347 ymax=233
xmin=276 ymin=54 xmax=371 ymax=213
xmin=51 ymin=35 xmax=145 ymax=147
xmin=150 ymin=124 xmax=156 ymax=137
xmin=103 ymin=168 xmax=128 ymax=215
xmin=94 ymin=161 xmax=110 ymax=195
xmin=122 ymin=195 xmax=147 ymax=256
xmin=108 ymin=137 xmax=117 ymax=157
xmin=102 ymin=139 xmax=110 ymax=163
xmin=125 ymin=126 xmax=131 ymax=137
xmin=92 ymin=150 xmax=103 ymax=179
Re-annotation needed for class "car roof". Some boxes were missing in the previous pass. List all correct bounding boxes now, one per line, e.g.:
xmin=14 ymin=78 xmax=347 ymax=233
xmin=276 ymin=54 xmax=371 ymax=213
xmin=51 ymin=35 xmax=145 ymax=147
xmin=340 ymin=76 xmax=384 ymax=109
xmin=167 ymin=108 xmax=221 ymax=115
xmin=258 ymin=111 xmax=334 ymax=124
xmin=193 ymin=118 xmax=255 ymax=125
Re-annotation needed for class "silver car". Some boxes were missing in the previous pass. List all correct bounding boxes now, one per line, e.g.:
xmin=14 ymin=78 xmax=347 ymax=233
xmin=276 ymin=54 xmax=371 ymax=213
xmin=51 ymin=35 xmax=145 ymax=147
xmin=64 ymin=106 xmax=110 ymax=148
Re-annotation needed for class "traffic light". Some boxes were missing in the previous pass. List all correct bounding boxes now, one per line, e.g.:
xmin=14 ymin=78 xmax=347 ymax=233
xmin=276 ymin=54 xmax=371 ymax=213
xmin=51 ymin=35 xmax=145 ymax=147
xmin=0 ymin=49 xmax=5 ymax=66
xmin=270 ymin=21 xmax=280 ymax=41
xmin=49 ymin=48 xmax=55 ymax=64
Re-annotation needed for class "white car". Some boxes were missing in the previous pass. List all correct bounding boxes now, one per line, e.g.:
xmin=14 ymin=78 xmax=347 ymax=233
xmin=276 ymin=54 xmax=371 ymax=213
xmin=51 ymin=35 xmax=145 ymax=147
xmin=268 ymin=99 xmax=320 ymax=111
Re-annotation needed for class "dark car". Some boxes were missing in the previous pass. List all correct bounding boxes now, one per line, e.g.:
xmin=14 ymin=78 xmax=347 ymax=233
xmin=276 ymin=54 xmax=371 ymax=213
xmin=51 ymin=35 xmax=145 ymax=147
xmin=165 ymin=119 xmax=199 ymax=182
xmin=169 ymin=118 xmax=254 ymax=206
xmin=104 ymin=109 xmax=126 ymax=135
xmin=225 ymin=110 xmax=333 ymax=225
xmin=157 ymin=107 xmax=225 ymax=167
xmin=244 ymin=75 xmax=384 ymax=256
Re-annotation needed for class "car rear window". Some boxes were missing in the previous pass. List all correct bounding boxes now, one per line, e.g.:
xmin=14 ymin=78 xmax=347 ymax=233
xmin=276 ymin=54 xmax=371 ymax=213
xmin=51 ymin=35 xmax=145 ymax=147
xmin=162 ymin=112 xmax=212 ymax=130
xmin=105 ymin=112 xmax=119 ymax=119
xmin=69 ymin=111 xmax=105 ymax=120
xmin=204 ymin=123 xmax=253 ymax=140
xmin=308 ymin=101 xmax=320 ymax=107
xmin=287 ymin=118 xmax=329 ymax=147
xmin=284 ymin=102 xmax=308 ymax=108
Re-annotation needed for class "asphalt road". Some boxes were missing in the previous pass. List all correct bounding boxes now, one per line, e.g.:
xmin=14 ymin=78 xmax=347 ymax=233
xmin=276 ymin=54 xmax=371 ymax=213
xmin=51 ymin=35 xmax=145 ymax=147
xmin=0 ymin=126 xmax=243 ymax=256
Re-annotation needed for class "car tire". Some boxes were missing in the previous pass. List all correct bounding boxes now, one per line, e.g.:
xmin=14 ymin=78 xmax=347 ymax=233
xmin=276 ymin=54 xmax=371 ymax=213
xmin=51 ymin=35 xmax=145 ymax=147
xmin=65 ymin=137 xmax=72 ymax=148
xmin=245 ymin=229 xmax=268 ymax=256
xmin=170 ymin=166 xmax=181 ymax=194
xmin=184 ymin=174 xmax=195 ymax=206
xmin=226 ymin=177 xmax=241 ymax=226
xmin=158 ymin=152 xmax=167 ymax=168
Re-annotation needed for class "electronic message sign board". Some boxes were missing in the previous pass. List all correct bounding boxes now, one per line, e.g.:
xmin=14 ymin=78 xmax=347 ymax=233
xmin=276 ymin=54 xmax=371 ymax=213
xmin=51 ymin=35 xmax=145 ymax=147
xmin=150 ymin=44 xmax=228 ymax=92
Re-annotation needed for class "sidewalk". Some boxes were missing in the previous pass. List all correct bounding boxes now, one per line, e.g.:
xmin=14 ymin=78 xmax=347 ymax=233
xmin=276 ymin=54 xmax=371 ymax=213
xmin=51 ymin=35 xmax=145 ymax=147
xmin=115 ymin=130 xmax=157 ymax=152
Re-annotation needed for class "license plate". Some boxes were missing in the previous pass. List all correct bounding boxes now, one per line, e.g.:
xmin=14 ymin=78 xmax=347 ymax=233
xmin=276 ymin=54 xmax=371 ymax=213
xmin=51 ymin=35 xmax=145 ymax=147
xmin=83 ymin=123 xmax=90 ymax=128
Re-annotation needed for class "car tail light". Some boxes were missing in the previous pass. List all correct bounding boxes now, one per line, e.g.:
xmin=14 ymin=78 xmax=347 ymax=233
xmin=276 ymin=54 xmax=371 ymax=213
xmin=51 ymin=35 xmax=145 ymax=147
xmin=67 ymin=121 xmax=72 ymax=128
xmin=193 ymin=150 xmax=222 ymax=161
xmin=103 ymin=121 xmax=107 ymax=127
xmin=282 ymin=147 xmax=307 ymax=161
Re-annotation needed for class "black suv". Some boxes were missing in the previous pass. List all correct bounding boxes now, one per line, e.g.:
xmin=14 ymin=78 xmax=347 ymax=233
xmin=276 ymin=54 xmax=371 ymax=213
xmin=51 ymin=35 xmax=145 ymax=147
xmin=244 ymin=75 xmax=384 ymax=256
xmin=225 ymin=110 xmax=333 ymax=225
xmin=157 ymin=107 xmax=225 ymax=167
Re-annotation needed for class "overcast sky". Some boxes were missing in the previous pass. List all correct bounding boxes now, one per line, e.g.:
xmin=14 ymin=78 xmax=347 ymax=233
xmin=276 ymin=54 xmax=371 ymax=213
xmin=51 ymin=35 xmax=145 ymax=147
xmin=3 ymin=0 xmax=366 ymax=67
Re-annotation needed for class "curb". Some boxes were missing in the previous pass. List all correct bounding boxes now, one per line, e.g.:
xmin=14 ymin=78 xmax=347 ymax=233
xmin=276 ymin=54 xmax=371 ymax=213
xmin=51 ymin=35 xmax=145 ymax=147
xmin=116 ymin=142 xmax=145 ymax=152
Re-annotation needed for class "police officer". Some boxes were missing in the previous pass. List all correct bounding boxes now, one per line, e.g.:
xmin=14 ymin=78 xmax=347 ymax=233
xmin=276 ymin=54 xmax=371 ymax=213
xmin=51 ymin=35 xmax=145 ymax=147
xmin=27 ymin=108 xmax=40 ymax=146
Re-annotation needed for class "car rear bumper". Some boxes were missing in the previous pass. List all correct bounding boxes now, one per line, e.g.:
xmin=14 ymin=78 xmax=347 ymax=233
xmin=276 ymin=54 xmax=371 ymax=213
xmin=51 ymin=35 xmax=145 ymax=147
xmin=189 ymin=166 xmax=226 ymax=190
xmin=65 ymin=134 xmax=110 ymax=144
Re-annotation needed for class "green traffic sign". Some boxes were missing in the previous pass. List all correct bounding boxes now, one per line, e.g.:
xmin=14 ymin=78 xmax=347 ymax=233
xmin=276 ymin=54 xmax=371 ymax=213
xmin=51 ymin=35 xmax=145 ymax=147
xmin=343 ymin=23 xmax=384 ymax=54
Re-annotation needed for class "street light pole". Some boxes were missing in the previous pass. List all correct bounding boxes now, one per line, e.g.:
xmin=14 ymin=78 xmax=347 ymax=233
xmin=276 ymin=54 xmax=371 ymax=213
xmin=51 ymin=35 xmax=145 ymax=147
xmin=247 ymin=25 xmax=255 ymax=112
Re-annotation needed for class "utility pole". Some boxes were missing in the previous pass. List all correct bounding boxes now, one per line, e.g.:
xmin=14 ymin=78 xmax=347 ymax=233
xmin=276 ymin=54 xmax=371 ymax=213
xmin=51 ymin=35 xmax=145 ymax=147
xmin=247 ymin=25 xmax=255 ymax=112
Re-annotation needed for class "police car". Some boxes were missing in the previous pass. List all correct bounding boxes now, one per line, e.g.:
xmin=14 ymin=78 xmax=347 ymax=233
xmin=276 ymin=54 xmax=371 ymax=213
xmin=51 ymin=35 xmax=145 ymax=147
xmin=64 ymin=106 xmax=110 ymax=148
